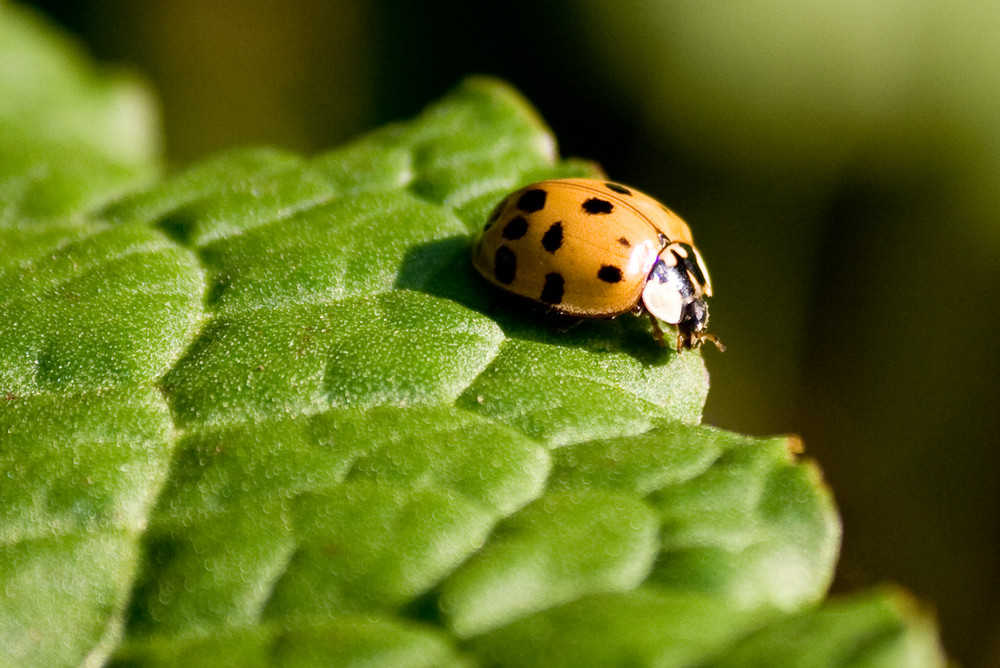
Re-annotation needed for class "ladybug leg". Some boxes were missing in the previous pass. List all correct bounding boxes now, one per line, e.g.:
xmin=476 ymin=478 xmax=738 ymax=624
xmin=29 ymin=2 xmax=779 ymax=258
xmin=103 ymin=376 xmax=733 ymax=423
xmin=555 ymin=317 xmax=585 ymax=333
xmin=646 ymin=312 xmax=666 ymax=347
xmin=697 ymin=332 xmax=726 ymax=352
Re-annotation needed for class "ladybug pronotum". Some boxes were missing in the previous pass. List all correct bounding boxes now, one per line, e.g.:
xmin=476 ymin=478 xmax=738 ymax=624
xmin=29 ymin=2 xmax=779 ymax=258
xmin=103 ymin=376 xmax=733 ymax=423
xmin=472 ymin=178 xmax=722 ymax=351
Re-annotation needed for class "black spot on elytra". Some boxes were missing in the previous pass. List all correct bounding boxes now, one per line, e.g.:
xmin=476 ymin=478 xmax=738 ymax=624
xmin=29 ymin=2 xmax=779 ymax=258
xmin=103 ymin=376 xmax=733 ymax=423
xmin=502 ymin=216 xmax=529 ymax=240
xmin=494 ymin=246 xmax=516 ymax=284
xmin=541 ymin=222 xmax=563 ymax=252
xmin=517 ymin=189 xmax=547 ymax=213
xmin=540 ymin=273 xmax=565 ymax=304
xmin=605 ymin=183 xmax=632 ymax=196
xmin=618 ymin=237 xmax=631 ymax=247
xmin=582 ymin=198 xmax=614 ymax=214
xmin=598 ymin=265 xmax=623 ymax=283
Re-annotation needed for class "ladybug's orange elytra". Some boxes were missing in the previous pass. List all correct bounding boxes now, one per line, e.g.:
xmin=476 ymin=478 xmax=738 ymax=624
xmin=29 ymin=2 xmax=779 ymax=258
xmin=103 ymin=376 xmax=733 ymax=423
xmin=472 ymin=178 xmax=721 ymax=351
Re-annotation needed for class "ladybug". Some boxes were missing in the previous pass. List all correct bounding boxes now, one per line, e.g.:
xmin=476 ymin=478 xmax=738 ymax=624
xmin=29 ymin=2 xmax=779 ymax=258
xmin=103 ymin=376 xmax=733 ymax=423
xmin=472 ymin=178 xmax=722 ymax=351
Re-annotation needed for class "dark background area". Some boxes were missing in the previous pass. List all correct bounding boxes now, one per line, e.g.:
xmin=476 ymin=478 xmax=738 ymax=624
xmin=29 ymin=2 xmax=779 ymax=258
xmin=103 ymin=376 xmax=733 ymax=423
xmin=23 ymin=1 xmax=1000 ymax=665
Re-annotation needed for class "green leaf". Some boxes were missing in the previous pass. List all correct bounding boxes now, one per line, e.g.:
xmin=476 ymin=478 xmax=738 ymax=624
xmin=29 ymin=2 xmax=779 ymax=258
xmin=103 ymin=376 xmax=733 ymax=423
xmin=702 ymin=587 xmax=947 ymax=668
xmin=0 ymin=7 xmax=945 ymax=668
xmin=0 ymin=3 xmax=160 ymax=220
xmin=467 ymin=588 xmax=761 ymax=667
xmin=468 ymin=587 xmax=946 ymax=668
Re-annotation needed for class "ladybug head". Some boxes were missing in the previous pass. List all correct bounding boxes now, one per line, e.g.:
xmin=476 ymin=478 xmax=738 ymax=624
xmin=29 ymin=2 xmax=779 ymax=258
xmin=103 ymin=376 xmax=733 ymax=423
xmin=676 ymin=299 xmax=724 ymax=351
xmin=642 ymin=247 xmax=723 ymax=352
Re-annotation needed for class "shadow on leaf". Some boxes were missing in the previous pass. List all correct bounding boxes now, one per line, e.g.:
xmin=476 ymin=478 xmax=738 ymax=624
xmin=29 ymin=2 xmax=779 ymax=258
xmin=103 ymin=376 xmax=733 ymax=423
xmin=395 ymin=236 xmax=675 ymax=367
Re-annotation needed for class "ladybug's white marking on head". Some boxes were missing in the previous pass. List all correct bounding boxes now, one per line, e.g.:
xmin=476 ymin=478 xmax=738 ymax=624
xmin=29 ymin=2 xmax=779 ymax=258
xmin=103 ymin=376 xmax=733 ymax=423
xmin=641 ymin=280 xmax=684 ymax=325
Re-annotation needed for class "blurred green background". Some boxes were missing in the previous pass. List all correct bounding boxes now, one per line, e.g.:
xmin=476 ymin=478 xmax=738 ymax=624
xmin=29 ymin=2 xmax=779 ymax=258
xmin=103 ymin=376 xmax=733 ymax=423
xmin=21 ymin=1 xmax=1000 ymax=665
